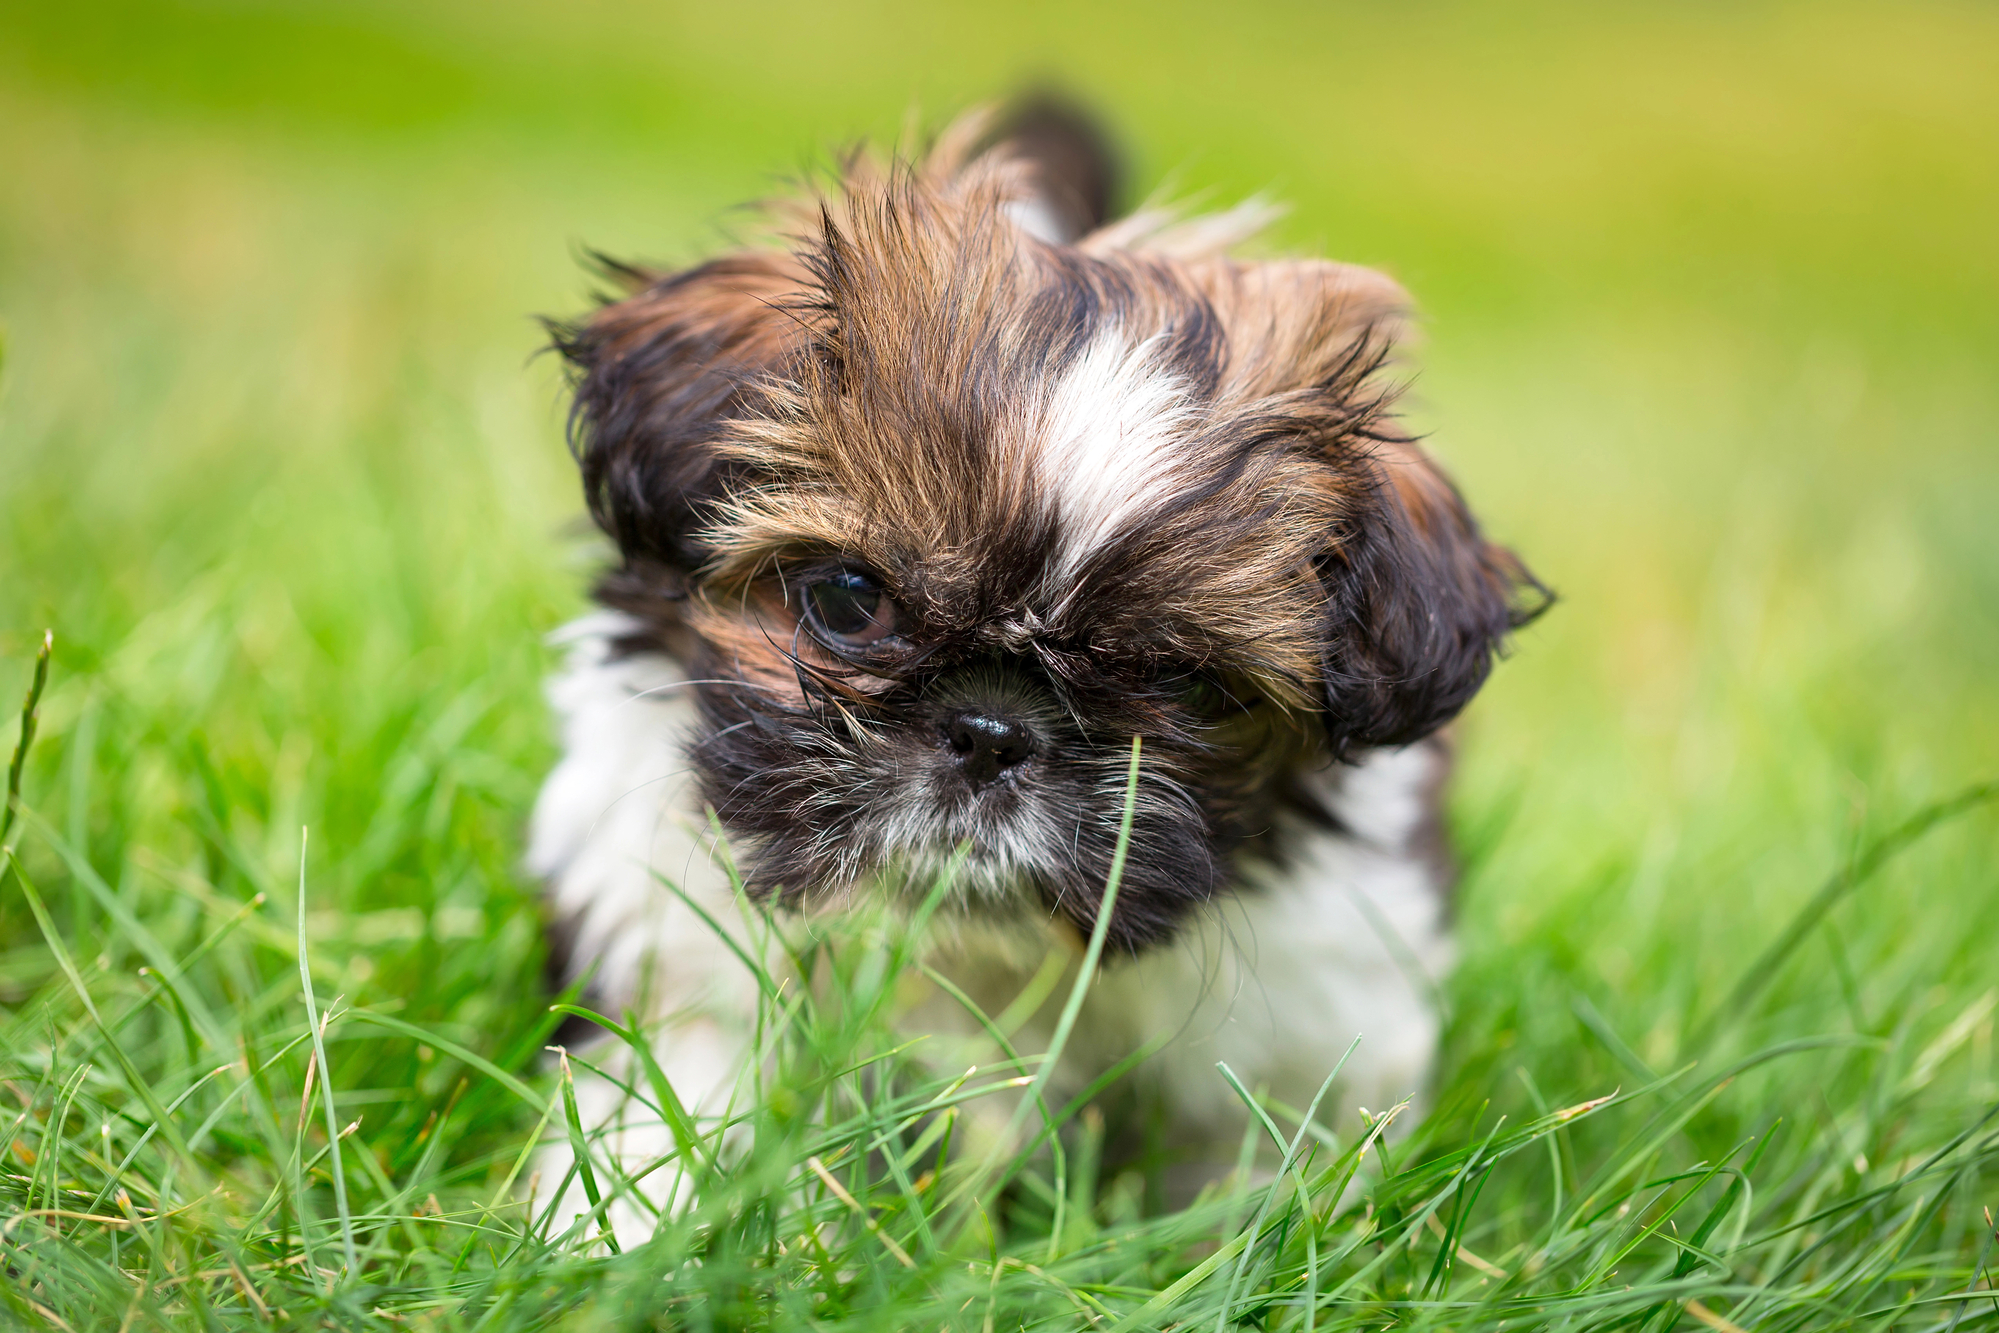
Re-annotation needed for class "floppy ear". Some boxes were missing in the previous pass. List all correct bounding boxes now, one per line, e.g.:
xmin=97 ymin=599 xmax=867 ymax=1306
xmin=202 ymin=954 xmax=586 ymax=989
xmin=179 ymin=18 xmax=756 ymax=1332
xmin=1318 ymin=437 xmax=1549 ymax=757
xmin=550 ymin=253 xmax=809 ymax=583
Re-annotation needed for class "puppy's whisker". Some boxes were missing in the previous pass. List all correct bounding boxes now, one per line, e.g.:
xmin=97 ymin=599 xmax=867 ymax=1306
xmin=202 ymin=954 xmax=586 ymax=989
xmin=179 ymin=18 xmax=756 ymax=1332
xmin=576 ymin=767 xmax=698 ymax=850
xmin=619 ymin=678 xmax=776 ymax=708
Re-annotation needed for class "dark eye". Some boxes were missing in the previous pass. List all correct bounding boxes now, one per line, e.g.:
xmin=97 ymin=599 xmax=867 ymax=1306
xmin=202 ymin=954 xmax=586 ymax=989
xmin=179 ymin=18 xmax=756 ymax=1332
xmin=1171 ymin=671 xmax=1260 ymax=719
xmin=804 ymin=570 xmax=901 ymax=646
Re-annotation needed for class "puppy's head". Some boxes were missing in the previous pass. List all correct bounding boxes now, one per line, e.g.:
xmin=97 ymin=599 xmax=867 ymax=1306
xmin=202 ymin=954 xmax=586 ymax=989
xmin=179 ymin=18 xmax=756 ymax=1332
xmin=553 ymin=105 xmax=1545 ymax=949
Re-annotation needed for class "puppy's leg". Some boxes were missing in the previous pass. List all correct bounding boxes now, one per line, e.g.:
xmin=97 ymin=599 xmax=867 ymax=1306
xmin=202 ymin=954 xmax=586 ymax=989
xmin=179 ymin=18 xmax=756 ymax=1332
xmin=527 ymin=615 xmax=766 ymax=1247
xmin=538 ymin=1016 xmax=753 ymax=1248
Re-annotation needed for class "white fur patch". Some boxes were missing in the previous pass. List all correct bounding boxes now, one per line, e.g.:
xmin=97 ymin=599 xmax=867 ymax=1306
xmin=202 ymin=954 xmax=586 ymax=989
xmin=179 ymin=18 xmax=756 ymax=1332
xmin=1320 ymin=739 xmax=1439 ymax=853
xmin=1030 ymin=328 xmax=1200 ymax=578
xmin=527 ymin=613 xmax=756 ymax=1023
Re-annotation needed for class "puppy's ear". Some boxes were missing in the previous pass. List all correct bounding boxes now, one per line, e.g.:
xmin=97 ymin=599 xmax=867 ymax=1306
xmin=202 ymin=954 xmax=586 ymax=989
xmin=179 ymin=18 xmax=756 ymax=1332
xmin=1319 ymin=437 xmax=1549 ymax=757
xmin=550 ymin=253 xmax=808 ymax=577
xmin=978 ymin=94 xmax=1122 ymax=243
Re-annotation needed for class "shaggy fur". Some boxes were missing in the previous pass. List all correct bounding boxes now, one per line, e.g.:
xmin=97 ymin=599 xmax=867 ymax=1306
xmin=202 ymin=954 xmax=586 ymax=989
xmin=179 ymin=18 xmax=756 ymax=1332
xmin=530 ymin=101 xmax=1546 ymax=1235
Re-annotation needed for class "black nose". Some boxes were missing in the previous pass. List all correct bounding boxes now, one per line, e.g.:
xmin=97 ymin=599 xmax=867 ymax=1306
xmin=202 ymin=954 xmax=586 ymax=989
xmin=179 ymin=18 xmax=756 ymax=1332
xmin=939 ymin=710 xmax=1036 ymax=786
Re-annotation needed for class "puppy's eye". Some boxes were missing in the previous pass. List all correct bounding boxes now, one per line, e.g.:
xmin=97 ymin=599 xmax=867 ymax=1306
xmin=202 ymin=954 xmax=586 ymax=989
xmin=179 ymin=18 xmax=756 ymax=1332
xmin=1170 ymin=672 xmax=1260 ymax=719
xmin=804 ymin=571 xmax=901 ymax=646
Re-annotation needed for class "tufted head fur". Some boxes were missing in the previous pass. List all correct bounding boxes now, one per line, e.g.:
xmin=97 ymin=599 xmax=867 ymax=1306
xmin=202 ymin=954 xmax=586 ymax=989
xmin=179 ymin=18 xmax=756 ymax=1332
xmin=548 ymin=102 xmax=1546 ymax=951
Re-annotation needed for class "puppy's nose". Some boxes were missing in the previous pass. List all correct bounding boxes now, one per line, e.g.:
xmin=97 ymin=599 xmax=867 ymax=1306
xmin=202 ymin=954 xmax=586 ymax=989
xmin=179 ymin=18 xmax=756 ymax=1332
xmin=939 ymin=710 xmax=1036 ymax=786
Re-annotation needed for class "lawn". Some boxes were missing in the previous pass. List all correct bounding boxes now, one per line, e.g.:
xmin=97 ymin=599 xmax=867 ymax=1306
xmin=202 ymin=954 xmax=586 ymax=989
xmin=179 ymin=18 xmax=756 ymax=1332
xmin=1 ymin=1 xmax=1996 ymax=1328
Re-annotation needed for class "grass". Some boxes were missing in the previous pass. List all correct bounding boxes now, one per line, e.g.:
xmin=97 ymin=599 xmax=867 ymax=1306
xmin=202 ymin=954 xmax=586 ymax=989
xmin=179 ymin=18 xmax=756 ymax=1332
xmin=1 ymin=0 xmax=1997 ymax=1327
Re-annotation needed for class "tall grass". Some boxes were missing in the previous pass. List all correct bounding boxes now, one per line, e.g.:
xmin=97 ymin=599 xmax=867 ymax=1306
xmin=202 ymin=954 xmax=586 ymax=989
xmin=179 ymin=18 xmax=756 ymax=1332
xmin=2 ymin=1 xmax=1997 ymax=1327
xmin=1 ymin=652 xmax=1995 ymax=1328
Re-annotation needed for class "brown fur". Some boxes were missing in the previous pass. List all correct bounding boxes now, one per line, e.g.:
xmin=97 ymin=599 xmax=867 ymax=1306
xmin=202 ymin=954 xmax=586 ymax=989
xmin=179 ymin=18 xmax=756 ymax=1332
xmin=548 ymin=106 xmax=1546 ymax=947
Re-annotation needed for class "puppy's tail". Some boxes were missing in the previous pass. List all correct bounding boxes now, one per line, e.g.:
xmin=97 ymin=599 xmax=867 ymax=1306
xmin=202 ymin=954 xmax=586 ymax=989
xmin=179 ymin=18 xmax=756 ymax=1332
xmin=978 ymin=93 xmax=1122 ymax=244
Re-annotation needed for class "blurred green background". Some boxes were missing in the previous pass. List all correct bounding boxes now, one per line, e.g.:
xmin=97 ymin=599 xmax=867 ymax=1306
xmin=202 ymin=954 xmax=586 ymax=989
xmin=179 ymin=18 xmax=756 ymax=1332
xmin=2 ymin=0 xmax=1995 ymax=1092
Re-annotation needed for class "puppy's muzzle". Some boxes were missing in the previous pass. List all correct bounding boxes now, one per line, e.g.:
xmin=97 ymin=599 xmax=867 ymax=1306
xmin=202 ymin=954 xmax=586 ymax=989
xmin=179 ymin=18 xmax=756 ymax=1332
xmin=937 ymin=709 xmax=1037 ymax=786
xmin=917 ymin=659 xmax=1061 ymax=795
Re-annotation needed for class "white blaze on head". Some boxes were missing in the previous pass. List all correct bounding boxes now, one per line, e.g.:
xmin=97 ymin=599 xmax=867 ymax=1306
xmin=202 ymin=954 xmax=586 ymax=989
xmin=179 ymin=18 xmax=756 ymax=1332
xmin=1033 ymin=328 xmax=1199 ymax=577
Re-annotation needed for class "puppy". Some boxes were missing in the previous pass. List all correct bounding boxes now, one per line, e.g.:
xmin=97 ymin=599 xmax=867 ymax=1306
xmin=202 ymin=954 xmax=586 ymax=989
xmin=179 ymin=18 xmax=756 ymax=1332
xmin=528 ymin=102 xmax=1544 ymax=1235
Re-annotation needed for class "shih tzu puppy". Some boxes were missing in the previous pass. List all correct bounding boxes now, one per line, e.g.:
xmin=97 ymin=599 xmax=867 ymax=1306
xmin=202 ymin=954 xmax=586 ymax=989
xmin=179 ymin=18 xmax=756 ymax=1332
xmin=528 ymin=102 xmax=1544 ymax=1231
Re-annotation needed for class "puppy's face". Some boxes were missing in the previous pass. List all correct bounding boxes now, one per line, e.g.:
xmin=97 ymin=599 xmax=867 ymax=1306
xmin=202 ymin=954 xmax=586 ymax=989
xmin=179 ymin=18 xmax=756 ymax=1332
xmin=557 ymin=126 xmax=1542 ymax=949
